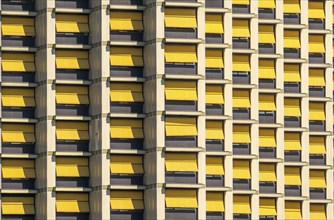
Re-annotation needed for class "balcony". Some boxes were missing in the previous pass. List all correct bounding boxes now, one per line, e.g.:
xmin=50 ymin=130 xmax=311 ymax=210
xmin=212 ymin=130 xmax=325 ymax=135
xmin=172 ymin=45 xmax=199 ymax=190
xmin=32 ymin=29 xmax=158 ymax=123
xmin=110 ymin=174 xmax=143 ymax=186
xmin=165 ymin=136 xmax=197 ymax=148
xmin=165 ymin=28 xmax=197 ymax=39
xmin=166 ymin=209 xmax=197 ymax=220
xmin=2 ymin=178 xmax=35 ymax=190
xmin=165 ymin=172 xmax=197 ymax=184
xmin=56 ymin=33 xmax=89 ymax=45
xmin=259 ymin=79 xmax=276 ymax=89
xmin=56 ymin=177 xmax=89 ymax=188
xmin=259 ymin=43 xmax=275 ymax=54
xmin=1 ymin=0 xmax=35 ymax=11
xmin=110 ymin=30 xmax=143 ymax=42
xmin=259 ymin=111 xmax=276 ymax=124
xmin=110 ymin=102 xmax=143 ymax=114
xmin=259 ymin=147 xmax=276 ymax=158
xmin=110 ymin=66 xmax=143 ymax=78
xmin=309 ymin=154 xmax=326 ymax=165
xmin=2 ymin=107 xmax=35 ymax=119
xmin=206 ymin=68 xmax=224 ymax=80
xmin=206 ymin=104 xmax=224 ymax=116
xmin=284 ymin=13 xmax=300 ymax=24
xmin=56 ymin=140 xmax=89 ymax=152
xmin=259 ymin=8 xmax=275 ymax=19
xmin=233 ymin=72 xmax=250 ymax=84
xmin=233 ymin=179 xmax=251 ymax=190
xmin=111 ymin=211 xmax=143 ymax=220
xmin=284 ymin=82 xmax=300 ymax=93
xmin=165 ymin=63 xmax=197 ymax=75
xmin=233 ymin=108 xmax=250 ymax=120
xmin=309 ymin=86 xmax=325 ymax=97
xmin=309 ymin=120 xmax=325 ymax=132
xmin=56 ymin=104 xmax=89 ymax=117
xmin=309 ymin=53 xmax=325 ymax=64
xmin=55 ymin=0 xmax=89 ymax=9
xmin=310 ymin=188 xmax=326 ymax=199
xmin=206 ymin=33 xmax=224 ymax=44
xmin=284 ymin=48 xmax=300 ymax=59
xmin=284 ymin=151 xmax=301 ymax=162
xmin=233 ymin=38 xmax=250 ymax=49
xmin=233 ymin=144 xmax=250 ymax=155
xmin=232 ymin=4 xmax=250 ymax=14
xmin=206 ymin=139 xmax=224 ymax=152
xmin=309 ymin=19 xmax=325 ymax=30
xmin=206 ymin=175 xmax=224 ymax=187
xmin=207 ymin=212 xmax=224 ymax=220
xmin=285 ymin=185 xmax=301 ymax=197
xmin=110 ymin=139 xmax=143 ymax=150
xmin=234 ymin=214 xmax=251 ymax=220
xmin=57 ymin=69 xmax=89 ymax=80
xmin=165 ymin=101 xmax=197 ymax=112
xmin=57 ymin=213 xmax=89 ymax=220
xmin=259 ymin=182 xmax=276 ymax=194
xmin=206 ymin=0 xmax=223 ymax=8
xmin=2 ymin=36 xmax=35 ymax=48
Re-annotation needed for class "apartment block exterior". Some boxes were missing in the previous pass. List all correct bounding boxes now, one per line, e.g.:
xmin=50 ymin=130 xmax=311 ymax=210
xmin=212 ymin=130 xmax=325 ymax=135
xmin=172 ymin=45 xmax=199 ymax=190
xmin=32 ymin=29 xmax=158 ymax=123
xmin=0 ymin=0 xmax=333 ymax=219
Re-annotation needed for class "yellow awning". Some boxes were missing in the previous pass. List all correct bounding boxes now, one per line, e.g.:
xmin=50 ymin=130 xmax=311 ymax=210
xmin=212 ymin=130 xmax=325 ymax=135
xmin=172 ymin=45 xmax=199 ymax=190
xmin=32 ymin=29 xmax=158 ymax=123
xmin=165 ymin=45 xmax=197 ymax=63
xmin=56 ymin=157 xmax=89 ymax=177
xmin=284 ymin=98 xmax=301 ymax=117
xmin=309 ymin=1 xmax=325 ymax=19
xmin=165 ymin=80 xmax=197 ymax=101
xmin=165 ymin=189 xmax=197 ymax=208
xmin=233 ymin=0 xmax=250 ymax=5
xmin=310 ymin=170 xmax=326 ymax=188
xmin=110 ymin=119 xmax=143 ymax=139
xmin=206 ymin=85 xmax=224 ymax=104
xmin=56 ymin=85 xmax=89 ymax=105
xmin=285 ymin=201 xmax=302 ymax=220
xmin=260 ymin=198 xmax=277 ymax=216
xmin=165 ymin=117 xmax=197 ymax=137
xmin=56 ymin=121 xmax=89 ymax=141
xmin=284 ymin=0 xmax=301 ymax=13
xmin=56 ymin=193 xmax=89 ymax=213
xmin=232 ymin=19 xmax=250 ymax=38
xmin=206 ymin=192 xmax=224 ymax=212
xmin=233 ymin=196 xmax=251 ymax=214
xmin=2 ymin=88 xmax=35 ymax=107
xmin=56 ymin=14 xmax=89 ymax=33
xmin=206 ymin=121 xmax=224 ymax=140
xmin=233 ymin=125 xmax=251 ymax=144
xmin=285 ymin=167 xmax=301 ymax=185
xmin=284 ymin=132 xmax=301 ymax=151
xmin=309 ymin=69 xmax=325 ymax=86
xmin=233 ymin=89 xmax=250 ymax=108
xmin=284 ymin=30 xmax=300 ymax=48
xmin=310 ymin=204 xmax=326 ymax=220
xmin=2 ymin=53 xmax=35 ymax=72
xmin=110 ymin=47 xmax=143 ymax=67
xmin=110 ymin=155 xmax=143 ymax=174
xmin=259 ymin=163 xmax=276 ymax=182
xmin=56 ymin=50 xmax=89 ymax=69
xmin=206 ymin=156 xmax=224 ymax=175
xmin=2 ymin=196 xmax=35 ymax=215
xmin=2 ymin=159 xmax=35 ymax=178
xmin=284 ymin=64 xmax=300 ymax=82
xmin=233 ymin=160 xmax=250 ymax=179
xmin=206 ymin=49 xmax=224 ymax=68
xmin=110 ymin=83 xmax=143 ymax=102
xmin=259 ymin=0 xmax=276 ymax=9
xmin=309 ymin=102 xmax=326 ymax=121
xmin=165 ymin=8 xmax=197 ymax=28
xmin=233 ymin=54 xmax=250 ymax=72
xmin=2 ymin=123 xmax=35 ymax=143
xmin=309 ymin=136 xmax=326 ymax=154
xmin=110 ymin=11 xmax=143 ymax=31
xmin=110 ymin=191 xmax=144 ymax=210
xmin=259 ymin=25 xmax=275 ymax=44
xmin=259 ymin=129 xmax=276 ymax=147
xmin=259 ymin=59 xmax=276 ymax=79
xmin=309 ymin=35 xmax=325 ymax=53
xmin=165 ymin=153 xmax=198 ymax=172
xmin=206 ymin=14 xmax=223 ymax=34
xmin=259 ymin=94 xmax=276 ymax=111
xmin=2 ymin=16 xmax=35 ymax=36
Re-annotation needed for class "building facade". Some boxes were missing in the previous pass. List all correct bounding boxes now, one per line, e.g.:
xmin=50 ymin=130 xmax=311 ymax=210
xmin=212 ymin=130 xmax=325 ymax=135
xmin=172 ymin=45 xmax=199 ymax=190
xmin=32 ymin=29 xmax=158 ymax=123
xmin=0 ymin=0 xmax=333 ymax=219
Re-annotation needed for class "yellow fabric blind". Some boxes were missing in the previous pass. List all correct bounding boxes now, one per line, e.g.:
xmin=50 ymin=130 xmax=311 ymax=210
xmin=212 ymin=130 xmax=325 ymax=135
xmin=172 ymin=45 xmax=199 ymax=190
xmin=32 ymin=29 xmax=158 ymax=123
xmin=259 ymin=59 xmax=276 ymax=79
xmin=165 ymin=189 xmax=197 ymax=208
xmin=2 ymin=53 xmax=35 ymax=72
xmin=110 ymin=47 xmax=143 ymax=67
xmin=310 ymin=170 xmax=326 ymax=188
xmin=259 ymin=129 xmax=276 ymax=147
xmin=285 ymin=167 xmax=301 ymax=185
xmin=259 ymin=94 xmax=276 ymax=111
xmin=165 ymin=8 xmax=197 ymax=28
xmin=284 ymin=30 xmax=300 ymax=48
xmin=165 ymin=153 xmax=198 ymax=172
xmin=233 ymin=160 xmax=250 ymax=179
xmin=56 ymin=85 xmax=89 ymax=105
xmin=285 ymin=202 xmax=302 ymax=220
xmin=309 ymin=69 xmax=325 ymax=86
xmin=309 ymin=1 xmax=325 ymax=19
xmin=284 ymin=64 xmax=300 ymax=82
xmin=206 ymin=14 xmax=223 ymax=34
xmin=2 ymin=159 xmax=35 ymax=178
xmin=284 ymin=98 xmax=301 ymax=117
xmin=206 ymin=85 xmax=224 ymax=104
xmin=206 ymin=192 xmax=224 ymax=212
xmin=56 ymin=50 xmax=89 ymax=69
xmin=110 ymin=83 xmax=143 ymax=102
xmin=110 ymin=11 xmax=143 ymax=31
xmin=56 ymin=14 xmax=89 ymax=33
xmin=110 ymin=119 xmax=143 ymax=139
xmin=110 ymin=155 xmax=143 ymax=174
xmin=56 ymin=193 xmax=89 ymax=213
xmin=206 ymin=156 xmax=224 ymax=175
xmin=259 ymin=0 xmax=276 ymax=9
xmin=259 ymin=163 xmax=276 ymax=182
xmin=233 ymin=54 xmax=250 ymax=72
xmin=2 ymin=88 xmax=35 ymax=107
xmin=2 ymin=123 xmax=35 ymax=143
xmin=260 ymin=199 xmax=276 ymax=216
xmin=309 ymin=102 xmax=326 ymax=120
xmin=56 ymin=157 xmax=89 ymax=177
xmin=56 ymin=121 xmax=89 ymax=141
xmin=259 ymin=25 xmax=275 ymax=44
xmin=233 ymin=89 xmax=250 ymax=108
xmin=233 ymin=0 xmax=250 ymax=5
xmin=309 ymin=136 xmax=326 ymax=154
xmin=284 ymin=132 xmax=301 ymax=151
xmin=110 ymin=191 xmax=144 ymax=210
xmin=310 ymin=204 xmax=326 ymax=220
xmin=232 ymin=19 xmax=250 ymax=38
xmin=206 ymin=49 xmax=224 ymax=68
xmin=284 ymin=0 xmax=301 ymax=13
xmin=2 ymin=17 xmax=35 ymax=36
xmin=233 ymin=196 xmax=251 ymax=214
xmin=2 ymin=196 xmax=35 ymax=215
xmin=309 ymin=35 xmax=325 ymax=53
xmin=233 ymin=125 xmax=251 ymax=144
xmin=165 ymin=117 xmax=197 ymax=136
xmin=165 ymin=80 xmax=197 ymax=101
xmin=165 ymin=45 xmax=197 ymax=63
xmin=206 ymin=121 xmax=224 ymax=140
